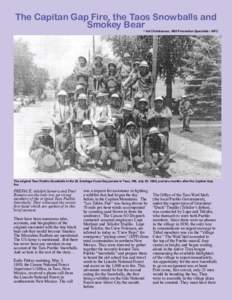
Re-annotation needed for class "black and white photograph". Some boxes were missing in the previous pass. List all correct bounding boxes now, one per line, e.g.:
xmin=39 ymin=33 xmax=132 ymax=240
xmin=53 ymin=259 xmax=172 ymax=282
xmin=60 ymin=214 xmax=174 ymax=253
xmin=14 ymin=35 xmax=221 ymax=179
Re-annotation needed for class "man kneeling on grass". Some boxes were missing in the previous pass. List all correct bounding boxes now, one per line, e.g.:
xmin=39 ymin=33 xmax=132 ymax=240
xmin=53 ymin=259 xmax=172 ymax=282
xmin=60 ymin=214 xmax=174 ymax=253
xmin=29 ymin=125 xmax=60 ymax=172
xmin=75 ymin=120 xmax=102 ymax=169
xmin=142 ymin=126 xmax=169 ymax=172
xmin=99 ymin=121 xmax=122 ymax=169
xmin=55 ymin=124 xmax=77 ymax=169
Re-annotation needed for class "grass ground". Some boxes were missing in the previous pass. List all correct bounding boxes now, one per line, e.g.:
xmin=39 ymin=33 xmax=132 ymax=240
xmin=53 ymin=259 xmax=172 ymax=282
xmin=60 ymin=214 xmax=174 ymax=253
xmin=171 ymin=125 xmax=221 ymax=150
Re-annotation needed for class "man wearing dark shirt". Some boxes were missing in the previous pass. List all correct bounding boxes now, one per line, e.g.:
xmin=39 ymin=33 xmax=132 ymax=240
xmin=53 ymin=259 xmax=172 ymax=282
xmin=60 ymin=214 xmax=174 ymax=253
xmin=29 ymin=125 xmax=57 ymax=171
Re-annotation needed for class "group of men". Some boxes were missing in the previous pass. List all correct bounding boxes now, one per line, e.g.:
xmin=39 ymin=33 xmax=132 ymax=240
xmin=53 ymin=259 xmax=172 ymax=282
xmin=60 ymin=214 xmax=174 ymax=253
xmin=29 ymin=53 xmax=193 ymax=175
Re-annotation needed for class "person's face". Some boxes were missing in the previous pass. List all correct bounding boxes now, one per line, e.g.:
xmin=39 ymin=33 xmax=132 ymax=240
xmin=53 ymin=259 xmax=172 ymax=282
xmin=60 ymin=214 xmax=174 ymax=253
xmin=127 ymin=126 xmax=135 ymax=135
xmin=83 ymin=125 xmax=92 ymax=133
xmin=138 ymin=102 xmax=146 ymax=111
xmin=58 ymin=95 xmax=66 ymax=104
xmin=79 ymin=57 xmax=86 ymax=66
xmin=96 ymin=97 xmax=104 ymax=105
xmin=155 ymin=100 xmax=163 ymax=111
xmin=134 ymin=63 xmax=139 ymax=71
xmin=184 ymin=100 xmax=190 ymax=109
xmin=42 ymin=129 xmax=51 ymax=137
xmin=151 ymin=133 xmax=159 ymax=141
xmin=139 ymin=66 xmax=148 ymax=75
xmin=134 ymin=97 xmax=140 ymax=107
xmin=95 ymin=57 xmax=102 ymax=65
xmin=105 ymin=126 xmax=113 ymax=135
xmin=62 ymin=126 xmax=69 ymax=136
xmin=109 ymin=65 xmax=116 ymax=73
xmin=123 ymin=110 xmax=131 ymax=117
xmin=111 ymin=97 xmax=120 ymax=107
xmin=79 ymin=99 xmax=87 ymax=109
xmin=73 ymin=123 xmax=81 ymax=133
xmin=123 ymin=57 xmax=130 ymax=65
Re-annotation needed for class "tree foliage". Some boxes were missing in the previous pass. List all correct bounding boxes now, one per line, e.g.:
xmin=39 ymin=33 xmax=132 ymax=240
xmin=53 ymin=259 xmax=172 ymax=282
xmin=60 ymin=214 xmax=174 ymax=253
xmin=14 ymin=39 xmax=49 ymax=96
xmin=105 ymin=35 xmax=192 ymax=100
xmin=181 ymin=36 xmax=221 ymax=120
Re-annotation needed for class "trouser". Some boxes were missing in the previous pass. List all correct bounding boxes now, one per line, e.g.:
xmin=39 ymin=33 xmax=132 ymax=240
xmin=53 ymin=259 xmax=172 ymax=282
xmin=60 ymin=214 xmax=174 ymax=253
xmin=144 ymin=152 xmax=169 ymax=170
xmin=56 ymin=150 xmax=77 ymax=167
xmin=54 ymin=123 xmax=71 ymax=135
xmin=183 ymin=116 xmax=191 ymax=130
xmin=77 ymin=146 xmax=101 ymax=166
xmin=100 ymin=147 xmax=121 ymax=163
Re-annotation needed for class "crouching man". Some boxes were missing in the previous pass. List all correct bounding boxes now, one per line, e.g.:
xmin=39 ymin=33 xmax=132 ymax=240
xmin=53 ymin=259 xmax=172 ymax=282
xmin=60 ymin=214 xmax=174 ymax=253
xmin=99 ymin=121 xmax=122 ymax=168
xmin=143 ymin=127 xmax=169 ymax=172
xmin=121 ymin=121 xmax=141 ymax=169
xmin=29 ymin=125 xmax=59 ymax=172
xmin=75 ymin=120 xmax=102 ymax=168
xmin=55 ymin=124 xmax=77 ymax=168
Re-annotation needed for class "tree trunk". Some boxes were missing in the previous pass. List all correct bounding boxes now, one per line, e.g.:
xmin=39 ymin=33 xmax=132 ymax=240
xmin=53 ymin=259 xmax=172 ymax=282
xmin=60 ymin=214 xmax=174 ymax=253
xmin=166 ymin=72 xmax=172 ymax=107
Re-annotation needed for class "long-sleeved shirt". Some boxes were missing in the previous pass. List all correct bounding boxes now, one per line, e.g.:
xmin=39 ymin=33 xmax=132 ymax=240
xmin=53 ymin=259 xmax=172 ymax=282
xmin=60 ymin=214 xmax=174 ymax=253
xmin=73 ymin=104 xmax=90 ymax=123
xmin=30 ymin=132 xmax=54 ymax=152
xmin=90 ymin=104 xmax=112 ymax=126
xmin=148 ymin=107 xmax=172 ymax=132
xmin=51 ymin=101 xmax=74 ymax=125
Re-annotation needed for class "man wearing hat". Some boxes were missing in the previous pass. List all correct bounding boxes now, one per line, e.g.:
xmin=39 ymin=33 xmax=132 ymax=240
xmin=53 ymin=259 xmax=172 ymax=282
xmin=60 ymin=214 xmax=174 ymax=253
xmin=121 ymin=121 xmax=140 ymax=164
xmin=51 ymin=90 xmax=74 ymax=135
xmin=117 ymin=52 xmax=132 ymax=81
xmin=104 ymin=62 xmax=121 ymax=95
xmin=91 ymin=54 xmax=107 ymax=91
xmin=74 ymin=84 xmax=86 ymax=102
xmin=134 ymin=97 xmax=150 ymax=149
xmin=122 ymin=59 xmax=140 ymax=95
xmin=136 ymin=60 xmax=153 ymax=100
xmin=75 ymin=120 xmax=102 ymax=168
xmin=99 ymin=121 xmax=122 ymax=168
xmin=55 ymin=124 xmax=77 ymax=168
xmin=110 ymin=93 xmax=123 ymax=128
xmin=143 ymin=126 xmax=169 ymax=171
xmin=118 ymin=52 xmax=133 ymax=99
xmin=73 ymin=56 xmax=90 ymax=88
xmin=72 ymin=93 xmax=90 ymax=133
xmin=132 ymin=91 xmax=144 ymax=109
xmin=117 ymin=102 xmax=136 ymax=133
xmin=148 ymin=96 xmax=172 ymax=142
xmin=29 ymin=125 xmax=58 ymax=172
xmin=179 ymin=95 xmax=194 ymax=132
xmin=90 ymin=92 xmax=112 ymax=131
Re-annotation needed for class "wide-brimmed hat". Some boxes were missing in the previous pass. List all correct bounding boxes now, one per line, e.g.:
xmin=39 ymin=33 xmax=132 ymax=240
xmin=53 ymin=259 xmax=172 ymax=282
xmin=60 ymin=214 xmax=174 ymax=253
xmin=57 ymin=90 xmax=68 ymax=97
xmin=139 ymin=61 xmax=149 ymax=68
xmin=122 ymin=103 xmax=133 ymax=111
xmin=82 ymin=120 xmax=92 ymax=126
xmin=41 ymin=125 xmax=52 ymax=132
xmin=149 ymin=126 xmax=159 ymax=135
xmin=110 ymin=93 xmax=120 ymax=99
xmin=108 ymin=62 xmax=117 ymax=68
xmin=139 ymin=98 xmax=148 ymax=104
xmin=154 ymin=96 xmax=163 ymax=102
xmin=95 ymin=54 xmax=103 ymax=60
xmin=104 ymin=121 xmax=115 ymax=128
xmin=125 ymin=121 xmax=136 ymax=128
xmin=78 ymin=93 xmax=87 ymax=100
xmin=96 ymin=92 xmax=106 ymax=98
xmin=78 ymin=56 xmax=87 ymax=62
xmin=123 ymin=52 xmax=131 ymax=58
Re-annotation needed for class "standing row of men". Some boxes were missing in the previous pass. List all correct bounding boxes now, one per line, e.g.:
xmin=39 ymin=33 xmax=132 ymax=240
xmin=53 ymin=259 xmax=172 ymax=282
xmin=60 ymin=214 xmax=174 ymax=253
xmin=29 ymin=89 xmax=171 ymax=173
xmin=72 ymin=53 xmax=153 ymax=100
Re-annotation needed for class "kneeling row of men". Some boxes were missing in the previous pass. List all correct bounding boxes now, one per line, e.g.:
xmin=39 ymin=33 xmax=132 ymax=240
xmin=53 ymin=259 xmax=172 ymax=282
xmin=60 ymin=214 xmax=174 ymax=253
xmin=29 ymin=120 xmax=169 ymax=173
